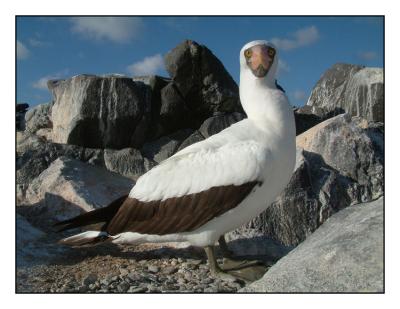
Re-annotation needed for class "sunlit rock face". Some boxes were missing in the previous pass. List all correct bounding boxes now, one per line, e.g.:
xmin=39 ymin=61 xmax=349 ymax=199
xmin=306 ymin=63 xmax=383 ymax=122
xmin=49 ymin=74 xmax=152 ymax=149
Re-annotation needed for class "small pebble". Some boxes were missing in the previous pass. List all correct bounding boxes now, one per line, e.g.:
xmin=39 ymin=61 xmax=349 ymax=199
xmin=117 ymin=282 xmax=130 ymax=292
xmin=82 ymin=273 xmax=98 ymax=286
xmin=163 ymin=266 xmax=178 ymax=275
xmin=128 ymin=286 xmax=148 ymax=293
xmin=147 ymin=265 xmax=160 ymax=273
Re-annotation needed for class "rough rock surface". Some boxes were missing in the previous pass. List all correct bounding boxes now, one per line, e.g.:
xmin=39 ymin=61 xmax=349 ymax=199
xmin=16 ymin=103 xmax=29 ymax=131
xmin=199 ymin=112 xmax=246 ymax=138
xmin=293 ymin=105 xmax=345 ymax=135
xmin=164 ymin=40 xmax=243 ymax=124
xmin=307 ymin=63 xmax=383 ymax=122
xmin=49 ymin=74 xmax=152 ymax=149
xmin=132 ymin=75 xmax=170 ymax=138
xmin=141 ymin=129 xmax=193 ymax=163
xmin=177 ymin=130 xmax=205 ymax=152
xmin=17 ymin=132 xmax=105 ymax=188
xmin=19 ymin=157 xmax=134 ymax=225
xmin=104 ymin=148 xmax=156 ymax=180
xmin=236 ymin=114 xmax=383 ymax=246
xmin=25 ymin=102 xmax=52 ymax=133
xmin=240 ymin=198 xmax=383 ymax=293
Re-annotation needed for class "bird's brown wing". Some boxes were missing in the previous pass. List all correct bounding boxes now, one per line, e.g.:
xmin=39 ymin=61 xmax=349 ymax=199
xmin=106 ymin=182 xmax=260 ymax=236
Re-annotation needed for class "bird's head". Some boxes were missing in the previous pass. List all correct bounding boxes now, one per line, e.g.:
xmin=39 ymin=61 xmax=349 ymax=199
xmin=240 ymin=40 xmax=278 ymax=84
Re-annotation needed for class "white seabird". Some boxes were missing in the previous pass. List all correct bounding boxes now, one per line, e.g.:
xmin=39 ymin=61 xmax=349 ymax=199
xmin=55 ymin=40 xmax=296 ymax=279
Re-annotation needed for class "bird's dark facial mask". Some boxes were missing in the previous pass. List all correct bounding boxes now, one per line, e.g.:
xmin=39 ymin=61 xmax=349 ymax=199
xmin=244 ymin=45 xmax=275 ymax=78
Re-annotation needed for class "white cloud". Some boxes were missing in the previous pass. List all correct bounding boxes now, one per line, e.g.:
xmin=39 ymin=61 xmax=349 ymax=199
xmin=358 ymin=51 xmax=378 ymax=61
xmin=293 ymin=90 xmax=307 ymax=101
xmin=271 ymin=26 xmax=320 ymax=51
xmin=17 ymin=40 xmax=30 ymax=59
xmin=277 ymin=59 xmax=290 ymax=77
xmin=29 ymin=38 xmax=51 ymax=47
xmin=70 ymin=17 xmax=143 ymax=43
xmin=127 ymin=54 xmax=164 ymax=76
xmin=32 ymin=69 xmax=70 ymax=90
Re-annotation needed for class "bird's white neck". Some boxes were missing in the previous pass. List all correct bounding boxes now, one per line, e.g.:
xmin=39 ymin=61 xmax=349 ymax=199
xmin=239 ymin=70 xmax=294 ymax=137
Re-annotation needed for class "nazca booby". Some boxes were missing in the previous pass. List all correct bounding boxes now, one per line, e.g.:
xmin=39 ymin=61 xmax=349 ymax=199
xmin=55 ymin=40 xmax=296 ymax=279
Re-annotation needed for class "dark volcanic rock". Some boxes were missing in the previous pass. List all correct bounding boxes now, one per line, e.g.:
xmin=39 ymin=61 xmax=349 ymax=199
xmin=104 ymin=148 xmax=156 ymax=180
xmin=199 ymin=112 xmax=246 ymax=138
xmin=236 ymin=114 xmax=383 ymax=246
xmin=25 ymin=102 xmax=52 ymax=133
xmin=141 ymin=129 xmax=193 ymax=163
xmin=164 ymin=40 xmax=243 ymax=123
xmin=177 ymin=130 xmax=205 ymax=152
xmin=159 ymin=82 xmax=190 ymax=132
xmin=16 ymin=103 xmax=29 ymax=131
xmin=132 ymin=75 xmax=170 ymax=138
xmin=241 ymin=198 xmax=383 ymax=292
xmin=49 ymin=74 xmax=152 ymax=149
xmin=293 ymin=105 xmax=345 ymax=135
xmin=306 ymin=63 xmax=383 ymax=122
xmin=16 ymin=132 xmax=104 ymax=189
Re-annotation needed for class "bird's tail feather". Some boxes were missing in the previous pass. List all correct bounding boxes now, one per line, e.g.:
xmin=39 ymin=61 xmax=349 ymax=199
xmin=58 ymin=231 xmax=111 ymax=247
xmin=53 ymin=195 xmax=128 ymax=232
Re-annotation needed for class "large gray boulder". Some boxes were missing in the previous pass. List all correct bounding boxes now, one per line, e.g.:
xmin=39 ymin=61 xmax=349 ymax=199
xmin=104 ymin=148 xmax=156 ymax=180
xmin=16 ymin=103 xmax=29 ymax=131
xmin=141 ymin=129 xmax=193 ymax=163
xmin=164 ymin=40 xmax=243 ymax=125
xmin=307 ymin=63 xmax=383 ymax=122
xmin=240 ymin=198 xmax=383 ymax=292
xmin=49 ymin=74 xmax=152 ymax=149
xmin=17 ymin=132 xmax=104 ymax=188
xmin=25 ymin=102 xmax=52 ymax=133
xmin=234 ymin=114 xmax=383 ymax=246
xmin=199 ymin=112 xmax=246 ymax=138
xmin=20 ymin=157 xmax=134 ymax=226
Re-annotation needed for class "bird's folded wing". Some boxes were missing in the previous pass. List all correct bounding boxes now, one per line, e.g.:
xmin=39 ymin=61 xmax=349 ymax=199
xmin=105 ymin=141 xmax=269 ymax=236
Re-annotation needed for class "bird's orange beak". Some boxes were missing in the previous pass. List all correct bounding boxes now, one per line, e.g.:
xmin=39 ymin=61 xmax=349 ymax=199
xmin=245 ymin=44 xmax=275 ymax=78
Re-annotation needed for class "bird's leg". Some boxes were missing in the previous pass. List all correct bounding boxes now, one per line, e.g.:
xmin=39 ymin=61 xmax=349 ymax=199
xmin=217 ymin=235 xmax=264 ymax=270
xmin=204 ymin=246 xmax=241 ymax=282
xmin=218 ymin=235 xmax=235 ymax=258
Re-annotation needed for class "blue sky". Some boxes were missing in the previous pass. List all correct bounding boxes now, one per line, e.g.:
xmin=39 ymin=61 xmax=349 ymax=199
xmin=16 ymin=16 xmax=383 ymax=107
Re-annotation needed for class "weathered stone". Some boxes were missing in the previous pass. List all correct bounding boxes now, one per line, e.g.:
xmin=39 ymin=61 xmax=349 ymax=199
xmin=132 ymin=75 xmax=170 ymax=138
xmin=141 ymin=129 xmax=193 ymax=163
xmin=82 ymin=274 xmax=98 ymax=286
xmin=147 ymin=265 xmax=160 ymax=273
xmin=16 ymin=214 xmax=46 ymax=267
xmin=35 ymin=128 xmax=53 ymax=141
xmin=241 ymin=198 xmax=383 ymax=292
xmin=17 ymin=132 xmax=105 ymax=187
xmin=16 ymin=103 xmax=29 ymax=131
xmin=293 ymin=105 xmax=344 ymax=135
xmin=21 ymin=157 xmax=134 ymax=225
xmin=159 ymin=82 xmax=190 ymax=132
xmin=25 ymin=102 xmax=52 ymax=133
xmin=49 ymin=74 xmax=152 ymax=149
xmin=307 ymin=63 xmax=383 ymax=122
xmin=176 ymin=130 xmax=205 ymax=151
xmin=199 ymin=112 xmax=246 ymax=138
xmin=164 ymin=40 xmax=242 ymax=118
xmin=104 ymin=148 xmax=156 ymax=180
xmin=235 ymin=114 xmax=383 ymax=246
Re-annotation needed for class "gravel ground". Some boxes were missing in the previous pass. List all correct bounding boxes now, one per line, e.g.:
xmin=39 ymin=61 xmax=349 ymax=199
xmin=16 ymin=237 xmax=260 ymax=293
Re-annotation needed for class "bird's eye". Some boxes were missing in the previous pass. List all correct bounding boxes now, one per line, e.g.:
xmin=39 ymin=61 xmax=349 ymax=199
xmin=244 ymin=49 xmax=252 ymax=58
xmin=268 ymin=48 xmax=276 ymax=57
